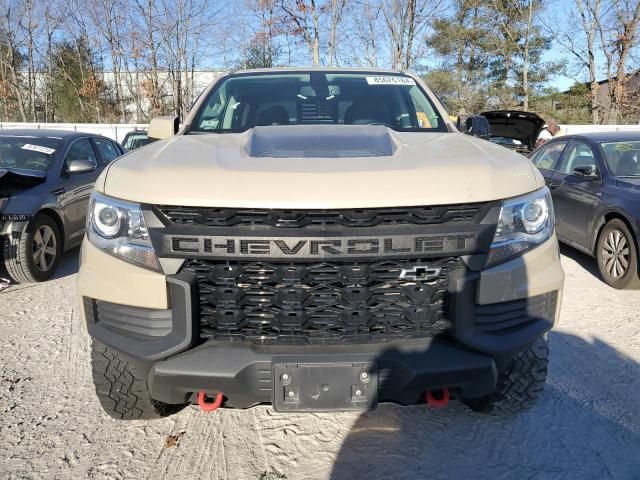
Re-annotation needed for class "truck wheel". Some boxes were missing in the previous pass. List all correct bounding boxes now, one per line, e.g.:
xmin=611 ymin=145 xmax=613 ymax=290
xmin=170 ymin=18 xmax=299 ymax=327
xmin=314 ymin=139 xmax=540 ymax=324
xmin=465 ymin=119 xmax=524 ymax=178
xmin=3 ymin=213 xmax=62 ymax=283
xmin=463 ymin=336 xmax=548 ymax=415
xmin=596 ymin=219 xmax=640 ymax=289
xmin=91 ymin=340 xmax=185 ymax=420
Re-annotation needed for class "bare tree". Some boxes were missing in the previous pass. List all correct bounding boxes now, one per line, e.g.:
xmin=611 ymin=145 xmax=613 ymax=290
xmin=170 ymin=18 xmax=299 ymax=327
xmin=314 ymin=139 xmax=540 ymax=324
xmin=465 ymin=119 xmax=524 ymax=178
xmin=43 ymin=4 xmax=60 ymax=122
xmin=133 ymin=0 xmax=164 ymax=117
xmin=327 ymin=0 xmax=345 ymax=66
xmin=578 ymin=0 xmax=604 ymax=123
xmin=157 ymin=0 xmax=216 ymax=119
xmin=351 ymin=0 xmax=381 ymax=67
xmin=609 ymin=0 xmax=640 ymax=123
xmin=86 ymin=0 xmax=128 ymax=121
xmin=280 ymin=0 xmax=321 ymax=66
xmin=381 ymin=0 xmax=441 ymax=70
xmin=0 ymin=2 xmax=29 ymax=121
xmin=554 ymin=0 xmax=606 ymax=123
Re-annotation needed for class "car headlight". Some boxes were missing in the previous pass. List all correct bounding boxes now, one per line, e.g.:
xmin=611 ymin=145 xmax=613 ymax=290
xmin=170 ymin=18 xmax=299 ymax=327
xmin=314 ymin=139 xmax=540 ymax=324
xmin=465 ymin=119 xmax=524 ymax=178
xmin=87 ymin=192 xmax=160 ymax=271
xmin=485 ymin=187 xmax=555 ymax=268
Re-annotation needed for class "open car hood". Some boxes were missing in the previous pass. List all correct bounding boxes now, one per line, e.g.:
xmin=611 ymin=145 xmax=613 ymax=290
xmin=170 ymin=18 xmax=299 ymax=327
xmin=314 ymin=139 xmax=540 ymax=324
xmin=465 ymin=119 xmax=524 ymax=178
xmin=481 ymin=110 xmax=545 ymax=151
xmin=0 ymin=168 xmax=46 ymax=199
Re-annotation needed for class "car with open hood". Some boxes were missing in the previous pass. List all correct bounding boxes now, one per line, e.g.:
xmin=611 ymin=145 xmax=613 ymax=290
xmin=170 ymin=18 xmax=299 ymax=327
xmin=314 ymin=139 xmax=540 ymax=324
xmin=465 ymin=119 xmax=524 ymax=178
xmin=0 ymin=130 xmax=124 ymax=282
xmin=480 ymin=110 xmax=546 ymax=154
xmin=77 ymin=68 xmax=564 ymax=420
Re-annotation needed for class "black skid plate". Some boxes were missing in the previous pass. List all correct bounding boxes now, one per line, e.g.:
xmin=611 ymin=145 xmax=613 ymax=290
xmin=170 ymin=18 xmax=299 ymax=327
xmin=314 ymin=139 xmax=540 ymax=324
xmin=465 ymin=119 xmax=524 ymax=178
xmin=272 ymin=362 xmax=378 ymax=412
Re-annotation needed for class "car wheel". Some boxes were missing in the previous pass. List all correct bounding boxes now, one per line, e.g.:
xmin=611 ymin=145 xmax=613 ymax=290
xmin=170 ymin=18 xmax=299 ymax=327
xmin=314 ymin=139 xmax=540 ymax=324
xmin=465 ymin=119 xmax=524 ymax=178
xmin=596 ymin=218 xmax=640 ymax=289
xmin=2 ymin=213 xmax=62 ymax=283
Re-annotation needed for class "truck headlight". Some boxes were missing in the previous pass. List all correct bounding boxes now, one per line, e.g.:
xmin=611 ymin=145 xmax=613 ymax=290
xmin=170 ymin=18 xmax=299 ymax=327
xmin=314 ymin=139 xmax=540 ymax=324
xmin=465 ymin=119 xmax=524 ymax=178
xmin=486 ymin=187 xmax=554 ymax=267
xmin=87 ymin=192 xmax=160 ymax=271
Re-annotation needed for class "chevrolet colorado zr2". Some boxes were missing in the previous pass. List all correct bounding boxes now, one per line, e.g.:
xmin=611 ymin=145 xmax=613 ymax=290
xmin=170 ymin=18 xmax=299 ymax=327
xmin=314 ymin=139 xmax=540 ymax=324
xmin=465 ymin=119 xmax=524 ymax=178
xmin=78 ymin=69 xmax=564 ymax=419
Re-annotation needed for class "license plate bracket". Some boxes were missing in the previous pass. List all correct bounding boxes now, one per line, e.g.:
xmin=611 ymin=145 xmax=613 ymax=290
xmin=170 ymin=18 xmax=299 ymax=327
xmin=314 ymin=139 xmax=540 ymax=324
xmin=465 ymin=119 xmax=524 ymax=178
xmin=272 ymin=362 xmax=378 ymax=412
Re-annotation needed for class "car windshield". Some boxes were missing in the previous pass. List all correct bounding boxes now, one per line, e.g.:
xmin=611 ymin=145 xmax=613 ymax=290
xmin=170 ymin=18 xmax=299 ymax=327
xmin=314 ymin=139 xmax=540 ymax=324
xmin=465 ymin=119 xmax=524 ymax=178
xmin=601 ymin=141 xmax=640 ymax=177
xmin=189 ymin=72 xmax=447 ymax=133
xmin=0 ymin=136 xmax=61 ymax=172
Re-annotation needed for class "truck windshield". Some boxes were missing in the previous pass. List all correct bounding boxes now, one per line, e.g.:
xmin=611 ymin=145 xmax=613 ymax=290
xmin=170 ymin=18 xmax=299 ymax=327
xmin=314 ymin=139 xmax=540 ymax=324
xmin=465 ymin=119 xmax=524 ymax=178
xmin=0 ymin=136 xmax=61 ymax=172
xmin=188 ymin=72 xmax=447 ymax=133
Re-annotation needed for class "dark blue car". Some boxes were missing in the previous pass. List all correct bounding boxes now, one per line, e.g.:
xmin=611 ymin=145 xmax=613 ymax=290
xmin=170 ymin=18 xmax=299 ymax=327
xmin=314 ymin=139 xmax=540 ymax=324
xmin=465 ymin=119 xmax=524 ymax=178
xmin=0 ymin=129 xmax=125 ymax=283
xmin=531 ymin=131 xmax=640 ymax=289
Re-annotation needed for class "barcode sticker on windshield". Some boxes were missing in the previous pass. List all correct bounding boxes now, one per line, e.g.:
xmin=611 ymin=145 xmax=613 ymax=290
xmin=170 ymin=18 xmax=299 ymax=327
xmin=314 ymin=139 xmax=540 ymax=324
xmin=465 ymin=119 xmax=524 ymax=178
xmin=21 ymin=144 xmax=56 ymax=155
xmin=366 ymin=76 xmax=416 ymax=86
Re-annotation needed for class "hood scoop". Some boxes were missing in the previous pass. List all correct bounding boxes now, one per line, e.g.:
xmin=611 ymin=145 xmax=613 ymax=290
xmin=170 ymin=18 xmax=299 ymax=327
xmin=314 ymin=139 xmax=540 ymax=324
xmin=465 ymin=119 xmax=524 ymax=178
xmin=244 ymin=125 xmax=397 ymax=158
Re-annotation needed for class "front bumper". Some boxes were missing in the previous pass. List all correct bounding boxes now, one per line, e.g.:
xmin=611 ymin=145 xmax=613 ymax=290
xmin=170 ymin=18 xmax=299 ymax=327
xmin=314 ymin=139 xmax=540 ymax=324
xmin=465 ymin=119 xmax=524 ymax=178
xmin=148 ymin=338 xmax=497 ymax=407
xmin=78 ymin=235 xmax=564 ymax=408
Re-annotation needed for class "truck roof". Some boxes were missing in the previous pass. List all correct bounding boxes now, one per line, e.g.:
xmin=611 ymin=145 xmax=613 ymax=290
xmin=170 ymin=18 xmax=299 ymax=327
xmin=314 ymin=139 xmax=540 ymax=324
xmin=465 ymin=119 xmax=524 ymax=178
xmin=230 ymin=67 xmax=411 ymax=75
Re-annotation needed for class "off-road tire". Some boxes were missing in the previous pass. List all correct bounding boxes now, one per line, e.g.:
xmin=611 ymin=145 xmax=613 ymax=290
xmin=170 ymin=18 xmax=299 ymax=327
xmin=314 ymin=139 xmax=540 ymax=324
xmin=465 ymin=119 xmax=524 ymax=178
xmin=463 ymin=335 xmax=548 ymax=415
xmin=91 ymin=340 xmax=185 ymax=420
xmin=2 ymin=213 xmax=62 ymax=283
xmin=596 ymin=219 xmax=640 ymax=290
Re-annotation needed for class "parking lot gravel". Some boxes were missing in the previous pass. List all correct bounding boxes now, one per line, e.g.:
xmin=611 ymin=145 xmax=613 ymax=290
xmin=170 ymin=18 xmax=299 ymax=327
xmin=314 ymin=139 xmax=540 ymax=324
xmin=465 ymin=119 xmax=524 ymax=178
xmin=1 ymin=246 xmax=639 ymax=480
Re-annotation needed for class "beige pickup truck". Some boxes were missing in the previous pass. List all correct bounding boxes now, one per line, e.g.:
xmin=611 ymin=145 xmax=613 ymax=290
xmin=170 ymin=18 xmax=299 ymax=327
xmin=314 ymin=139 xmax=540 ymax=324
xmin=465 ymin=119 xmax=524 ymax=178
xmin=77 ymin=68 xmax=564 ymax=419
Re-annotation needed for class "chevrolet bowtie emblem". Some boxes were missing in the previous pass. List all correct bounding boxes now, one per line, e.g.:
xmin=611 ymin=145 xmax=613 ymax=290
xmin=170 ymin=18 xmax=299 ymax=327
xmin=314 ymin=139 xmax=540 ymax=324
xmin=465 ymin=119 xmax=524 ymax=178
xmin=399 ymin=265 xmax=442 ymax=282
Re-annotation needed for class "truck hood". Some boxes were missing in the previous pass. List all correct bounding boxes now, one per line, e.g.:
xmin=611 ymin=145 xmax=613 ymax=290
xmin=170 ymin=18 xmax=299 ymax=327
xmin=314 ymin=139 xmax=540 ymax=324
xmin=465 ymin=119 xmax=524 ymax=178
xmin=101 ymin=126 xmax=543 ymax=208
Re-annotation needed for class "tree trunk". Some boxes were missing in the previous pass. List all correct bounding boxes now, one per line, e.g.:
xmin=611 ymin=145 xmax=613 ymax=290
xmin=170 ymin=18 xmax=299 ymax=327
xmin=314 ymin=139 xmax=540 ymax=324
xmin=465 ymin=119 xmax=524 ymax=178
xmin=311 ymin=0 xmax=321 ymax=66
xmin=403 ymin=0 xmax=416 ymax=70
xmin=522 ymin=1 xmax=534 ymax=111
xmin=26 ymin=0 xmax=37 ymax=122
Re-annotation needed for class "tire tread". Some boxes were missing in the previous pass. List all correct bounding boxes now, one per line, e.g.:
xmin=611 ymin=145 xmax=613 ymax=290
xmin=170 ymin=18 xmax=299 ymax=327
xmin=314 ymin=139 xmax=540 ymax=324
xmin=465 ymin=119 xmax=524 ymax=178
xmin=2 ymin=214 xmax=61 ymax=283
xmin=464 ymin=336 xmax=549 ymax=415
xmin=90 ymin=340 xmax=184 ymax=420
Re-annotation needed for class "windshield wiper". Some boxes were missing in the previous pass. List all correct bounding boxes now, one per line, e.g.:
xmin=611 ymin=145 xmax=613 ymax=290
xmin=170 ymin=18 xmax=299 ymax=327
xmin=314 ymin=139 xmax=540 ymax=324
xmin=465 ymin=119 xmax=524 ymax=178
xmin=617 ymin=175 xmax=640 ymax=178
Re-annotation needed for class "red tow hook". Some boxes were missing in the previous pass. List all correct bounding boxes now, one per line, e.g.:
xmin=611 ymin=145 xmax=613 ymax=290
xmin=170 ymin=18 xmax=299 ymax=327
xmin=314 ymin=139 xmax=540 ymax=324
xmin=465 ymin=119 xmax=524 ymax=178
xmin=197 ymin=391 xmax=224 ymax=412
xmin=425 ymin=388 xmax=449 ymax=408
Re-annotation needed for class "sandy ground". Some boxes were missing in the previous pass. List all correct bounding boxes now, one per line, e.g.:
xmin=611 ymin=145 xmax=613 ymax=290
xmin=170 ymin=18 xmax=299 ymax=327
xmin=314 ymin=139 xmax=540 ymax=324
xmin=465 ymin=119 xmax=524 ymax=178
xmin=1 ymin=246 xmax=639 ymax=480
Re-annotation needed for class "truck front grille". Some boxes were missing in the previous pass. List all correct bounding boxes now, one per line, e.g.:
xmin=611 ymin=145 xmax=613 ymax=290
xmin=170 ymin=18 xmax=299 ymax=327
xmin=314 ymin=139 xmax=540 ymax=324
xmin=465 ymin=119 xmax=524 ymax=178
xmin=183 ymin=257 xmax=460 ymax=344
xmin=156 ymin=203 xmax=488 ymax=229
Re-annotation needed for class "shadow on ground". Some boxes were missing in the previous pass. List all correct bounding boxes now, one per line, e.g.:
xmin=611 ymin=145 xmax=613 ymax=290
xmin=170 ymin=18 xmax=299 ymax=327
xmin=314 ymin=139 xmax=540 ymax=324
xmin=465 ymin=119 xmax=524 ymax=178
xmin=559 ymin=244 xmax=601 ymax=281
xmin=52 ymin=247 xmax=80 ymax=280
xmin=0 ymin=247 xmax=80 ymax=291
xmin=329 ymin=331 xmax=640 ymax=480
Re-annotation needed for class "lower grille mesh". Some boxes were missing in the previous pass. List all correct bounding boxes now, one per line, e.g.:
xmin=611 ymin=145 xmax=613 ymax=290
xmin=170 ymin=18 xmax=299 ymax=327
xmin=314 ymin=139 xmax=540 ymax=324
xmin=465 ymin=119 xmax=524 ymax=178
xmin=183 ymin=257 xmax=460 ymax=344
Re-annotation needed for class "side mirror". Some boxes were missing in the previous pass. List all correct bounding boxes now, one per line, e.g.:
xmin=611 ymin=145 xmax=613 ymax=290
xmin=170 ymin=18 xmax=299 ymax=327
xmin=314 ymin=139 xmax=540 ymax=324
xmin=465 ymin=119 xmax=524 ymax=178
xmin=459 ymin=115 xmax=491 ymax=140
xmin=67 ymin=158 xmax=96 ymax=174
xmin=148 ymin=116 xmax=179 ymax=140
xmin=573 ymin=165 xmax=599 ymax=179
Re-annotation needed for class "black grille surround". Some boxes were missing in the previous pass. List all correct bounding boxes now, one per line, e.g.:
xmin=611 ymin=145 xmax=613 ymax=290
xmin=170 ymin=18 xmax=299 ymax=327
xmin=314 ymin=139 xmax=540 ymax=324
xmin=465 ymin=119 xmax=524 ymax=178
xmin=183 ymin=257 xmax=462 ymax=345
xmin=154 ymin=202 xmax=500 ymax=346
xmin=155 ymin=203 xmax=490 ymax=229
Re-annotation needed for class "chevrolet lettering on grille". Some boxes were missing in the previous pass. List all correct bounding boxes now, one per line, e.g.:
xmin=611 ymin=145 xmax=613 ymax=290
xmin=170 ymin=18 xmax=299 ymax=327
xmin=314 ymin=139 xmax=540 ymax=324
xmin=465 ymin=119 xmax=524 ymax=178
xmin=164 ymin=234 xmax=477 ymax=259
